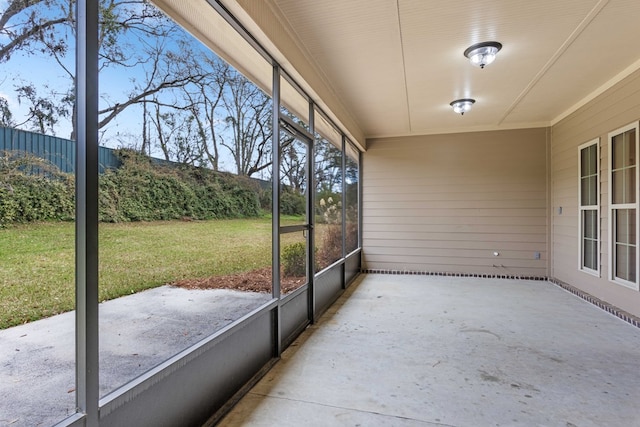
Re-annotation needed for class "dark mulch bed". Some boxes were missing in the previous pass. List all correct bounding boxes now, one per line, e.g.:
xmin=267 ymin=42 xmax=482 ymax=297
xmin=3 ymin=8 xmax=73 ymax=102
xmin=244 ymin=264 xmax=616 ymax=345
xmin=171 ymin=267 xmax=305 ymax=294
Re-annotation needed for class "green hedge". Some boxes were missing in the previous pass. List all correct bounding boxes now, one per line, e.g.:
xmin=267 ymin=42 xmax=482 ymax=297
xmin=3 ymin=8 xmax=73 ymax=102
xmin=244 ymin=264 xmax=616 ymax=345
xmin=0 ymin=149 xmax=264 ymax=225
xmin=0 ymin=152 xmax=75 ymax=224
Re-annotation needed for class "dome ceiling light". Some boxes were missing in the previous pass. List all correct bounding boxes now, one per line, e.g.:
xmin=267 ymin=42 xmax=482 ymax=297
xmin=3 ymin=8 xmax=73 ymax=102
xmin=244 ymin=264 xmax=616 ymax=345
xmin=450 ymin=98 xmax=476 ymax=115
xmin=464 ymin=41 xmax=502 ymax=69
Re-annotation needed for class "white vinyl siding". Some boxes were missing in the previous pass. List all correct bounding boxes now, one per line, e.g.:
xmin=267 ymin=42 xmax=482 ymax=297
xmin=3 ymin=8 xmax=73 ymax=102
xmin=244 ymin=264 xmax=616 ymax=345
xmin=551 ymin=68 xmax=640 ymax=318
xmin=578 ymin=139 xmax=600 ymax=275
xmin=362 ymin=128 xmax=548 ymax=277
xmin=608 ymin=122 xmax=639 ymax=289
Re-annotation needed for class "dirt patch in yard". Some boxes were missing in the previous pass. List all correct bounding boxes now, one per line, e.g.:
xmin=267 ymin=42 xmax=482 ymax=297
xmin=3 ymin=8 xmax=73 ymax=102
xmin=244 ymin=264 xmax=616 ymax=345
xmin=171 ymin=267 xmax=306 ymax=294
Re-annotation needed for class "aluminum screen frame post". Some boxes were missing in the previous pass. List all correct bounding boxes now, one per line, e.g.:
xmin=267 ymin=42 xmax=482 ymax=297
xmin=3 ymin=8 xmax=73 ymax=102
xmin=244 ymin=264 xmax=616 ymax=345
xmin=272 ymin=64 xmax=282 ymax=356
xmin=358 ymin=149 xmax=363 ymax=250
xmin=342 ymin=136 xmax=347 ymax=261
xmin=307 ymin=101 xmax=316 ymax=323
xmin=75 ymin=1 xmax=100 ymax=425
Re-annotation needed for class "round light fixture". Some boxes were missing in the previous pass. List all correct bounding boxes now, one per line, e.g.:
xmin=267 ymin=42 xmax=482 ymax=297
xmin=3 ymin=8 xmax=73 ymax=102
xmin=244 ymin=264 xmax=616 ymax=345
xmin=464 ymin=41 xmax=502 ymax=69
xmin=450 ymin=98 xmax=475 ymax=115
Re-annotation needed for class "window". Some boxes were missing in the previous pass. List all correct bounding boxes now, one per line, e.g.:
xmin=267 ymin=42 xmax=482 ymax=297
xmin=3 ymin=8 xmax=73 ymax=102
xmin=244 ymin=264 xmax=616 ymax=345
xmin=609 ymin=123 xmax=639 ymax=289
xmin=578 ymin=139 xmax=600 ymax=274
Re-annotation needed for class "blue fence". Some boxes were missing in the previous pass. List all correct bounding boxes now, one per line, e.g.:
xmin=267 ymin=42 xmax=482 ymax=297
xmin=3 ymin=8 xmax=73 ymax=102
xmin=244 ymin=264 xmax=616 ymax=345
xmin=0 ymin=126 xmax=120 ymax=174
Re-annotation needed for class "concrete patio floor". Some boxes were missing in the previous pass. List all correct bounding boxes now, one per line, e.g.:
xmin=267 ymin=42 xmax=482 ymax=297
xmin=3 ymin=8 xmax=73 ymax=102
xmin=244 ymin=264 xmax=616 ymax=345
xmin=218 ymin=274 xmax=640 ymax=427
xmin=0 ymin=287 xmax=270 ymax=427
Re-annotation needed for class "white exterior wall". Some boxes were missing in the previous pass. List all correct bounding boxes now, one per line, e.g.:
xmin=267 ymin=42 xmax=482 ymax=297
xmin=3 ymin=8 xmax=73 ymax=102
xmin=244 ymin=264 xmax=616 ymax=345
xmin=363 ymin=128 xmax=549 ymax=278
xmin=551 ymin=68 xmax=640 ymax=317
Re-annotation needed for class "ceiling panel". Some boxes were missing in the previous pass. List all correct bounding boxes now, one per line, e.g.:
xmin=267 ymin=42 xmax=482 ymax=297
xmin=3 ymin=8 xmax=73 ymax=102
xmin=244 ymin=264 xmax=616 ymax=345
xmin=504 ymin=0 xmax=640 ymax=125
xmin=269 ymin=0 xmax=640 ymax=138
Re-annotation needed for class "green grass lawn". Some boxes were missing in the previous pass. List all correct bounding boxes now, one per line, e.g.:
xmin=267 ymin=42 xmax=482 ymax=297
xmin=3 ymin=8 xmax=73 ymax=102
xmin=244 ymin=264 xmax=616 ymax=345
xmin=0 ymin=217 xmax=298 ymax=329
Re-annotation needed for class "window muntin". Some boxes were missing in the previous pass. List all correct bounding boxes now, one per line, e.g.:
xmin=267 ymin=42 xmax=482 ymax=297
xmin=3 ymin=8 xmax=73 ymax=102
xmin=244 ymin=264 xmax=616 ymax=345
xmin=609 ymin=123 xmax=639 ymax=289
xmin=578 ymin=139 xmax=599 ymax=274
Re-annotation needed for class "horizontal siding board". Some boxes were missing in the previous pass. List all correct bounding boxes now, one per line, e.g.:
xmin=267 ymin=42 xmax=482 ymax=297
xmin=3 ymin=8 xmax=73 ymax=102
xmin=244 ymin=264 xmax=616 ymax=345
xmin=364 ymin=223 xmax=546 ymax=234
xmin=363 ymin=215 xmax=547 ymax=226
xmin=363 ymin=255 xmax=546 ymax=270
xmin=363 ymin=239 xmax=546 ymax=251
xmin=364 ymin=231 xmax=546 ymax=243
xmin=364 ymin=172 xmax=541 ymax=183
xmin=362 ymin=199 xmax=545 ymax=210
xmin=366 ymin=254 xmax=544 ymax=268
xmin=551 ymin=144 xmax=578 ymax=164
xmin=553 ymin=186 xmax=577 ymax=200
xmin=364 ymin=208 xmax=546 ymax=218
xmin=552 ymin=165 xmax=575 ymax=181
xmin=363 ymin=191 xmax=546 ymax=202
xmin=363 ymin=246 xmax=544 ymax=260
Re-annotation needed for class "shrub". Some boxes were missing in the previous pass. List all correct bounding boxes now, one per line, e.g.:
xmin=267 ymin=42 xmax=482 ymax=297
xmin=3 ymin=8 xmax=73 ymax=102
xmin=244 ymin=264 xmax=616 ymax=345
xmin=280 ymin=190 xmax=305 ymax=216
xmin=98 ymin=149 xmax=261 ymax=222
xmin=258 ymin=188 xmax=272 ymax=212
xmin=314 ymin=195 xmax=343 ymax=269
xmin=282 ymin=242 xmax=306 ymax=277
xmin=316 ymin=223 xmax=342 ymax=270
xmin=0 ymin=148 xmax=263 ymax=225
xmin=0 ymin=151 xmax=74 ymax=225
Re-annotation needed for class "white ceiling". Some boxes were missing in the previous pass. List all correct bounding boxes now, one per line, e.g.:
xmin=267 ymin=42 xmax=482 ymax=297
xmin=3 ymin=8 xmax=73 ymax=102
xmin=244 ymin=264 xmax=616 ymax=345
xmin=266 ymin=0 xmax=640 ymax=139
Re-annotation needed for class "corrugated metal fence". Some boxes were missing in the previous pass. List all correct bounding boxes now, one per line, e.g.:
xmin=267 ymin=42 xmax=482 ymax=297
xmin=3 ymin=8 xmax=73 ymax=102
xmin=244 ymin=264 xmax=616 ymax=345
xmin=0 ymin=126 xmax=120 ymax=173
xmin=0 ymin=127 xmax=272 ymax=189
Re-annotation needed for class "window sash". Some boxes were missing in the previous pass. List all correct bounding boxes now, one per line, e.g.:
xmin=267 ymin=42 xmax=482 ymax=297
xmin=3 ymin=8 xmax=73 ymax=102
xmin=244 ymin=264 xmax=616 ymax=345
xmin=608 ymin=123 xmax=640 ymax=289
xmin=579 ymin=139 xmax=599 ymax=275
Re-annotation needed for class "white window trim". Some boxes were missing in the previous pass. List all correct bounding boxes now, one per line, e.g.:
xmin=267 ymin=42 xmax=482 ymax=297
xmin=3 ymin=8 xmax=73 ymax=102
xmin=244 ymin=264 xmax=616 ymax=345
xmin=578 ymin=138 xmax=600 ymax=276
xmin=608 ymin=121 xmax=640 ymax=290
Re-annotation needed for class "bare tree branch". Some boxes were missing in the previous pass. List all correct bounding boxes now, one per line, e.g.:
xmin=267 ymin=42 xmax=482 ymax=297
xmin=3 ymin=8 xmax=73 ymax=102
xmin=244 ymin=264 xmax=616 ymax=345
xmin=0 ymin=0 xmax=45 ymax=32
xmin=97 ymin=74 xmax=205 ymax=129
xmin=0 ymin=17 xmax=67 ymax=61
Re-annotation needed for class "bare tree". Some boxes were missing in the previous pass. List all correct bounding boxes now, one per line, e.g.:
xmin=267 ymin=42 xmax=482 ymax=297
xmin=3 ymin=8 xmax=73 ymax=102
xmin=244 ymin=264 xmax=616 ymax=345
xmin=0 ymin=0 xmax=209 ymax=140
xmin=220 ymin=70 xmax=272 ymax=177
xmin=147 ymin=95 xmax=208 ymax=166
xmin=1 ymin=0 xmax=283 ymax=183
xmin=281 ymin=137 xmax=308 ymax=192
xmin=0 ymin=0 xmax=169 ymax=63
xmin=180 ymin=55 xmax=230 ymax=171
xmin=314 ymin=139 xmax=342 ymax=193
